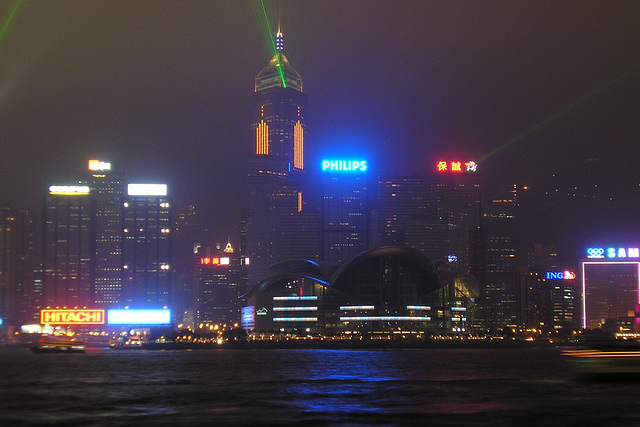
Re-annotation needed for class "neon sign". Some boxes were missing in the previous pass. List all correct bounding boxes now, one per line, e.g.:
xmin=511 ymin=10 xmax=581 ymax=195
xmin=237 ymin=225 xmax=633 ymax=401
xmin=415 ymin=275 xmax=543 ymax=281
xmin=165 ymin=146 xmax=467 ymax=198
xmin=49 ymin=185 xmax=90 ymax=195
xmin=546 ymin=271 xmax=576 ymax=280
xmin=107 ymin=309 xmax=171 ymax=325
xmin=587 ymin=247 xmax=640 ymax=259
xmin=436 ymin=161 xmax=477 ymax=173
xmin=200 ymin=257 xmax=231 ymax=266
xmin=88 ymin=159 xmax=111 ymax=171
xmin=128 ymin=184 xmax=167 ymax=196
xmin=321 ymin=160 xmax=367 ymax=172
xmin=41 ymin=309 xmax=105 ymax=325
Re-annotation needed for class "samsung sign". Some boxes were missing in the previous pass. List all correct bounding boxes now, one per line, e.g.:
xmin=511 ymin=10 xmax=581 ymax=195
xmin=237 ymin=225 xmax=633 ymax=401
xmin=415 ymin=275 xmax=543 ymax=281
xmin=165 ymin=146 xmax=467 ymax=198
xmin=322 ymin=160 xmax=367 ymax=172
xmin=587 ymin=247 xmax=640 ymax=259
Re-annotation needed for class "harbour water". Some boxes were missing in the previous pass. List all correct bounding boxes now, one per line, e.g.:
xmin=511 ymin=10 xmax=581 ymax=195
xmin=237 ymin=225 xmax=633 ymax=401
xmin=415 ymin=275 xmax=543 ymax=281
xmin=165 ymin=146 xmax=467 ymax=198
xmin=1 ymin=346 xmax=640 ymax=425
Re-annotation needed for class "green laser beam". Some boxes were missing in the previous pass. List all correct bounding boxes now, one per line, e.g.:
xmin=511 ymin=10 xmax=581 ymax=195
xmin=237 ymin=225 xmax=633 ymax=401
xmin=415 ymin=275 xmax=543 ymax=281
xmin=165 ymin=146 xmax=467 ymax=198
xmin=0 ymin=0 xmax=22 ymax=45
xmin=259 ymin=0 xmax=286 ymax=88
xmin=479 ymin=62 xmax=640 ymax=162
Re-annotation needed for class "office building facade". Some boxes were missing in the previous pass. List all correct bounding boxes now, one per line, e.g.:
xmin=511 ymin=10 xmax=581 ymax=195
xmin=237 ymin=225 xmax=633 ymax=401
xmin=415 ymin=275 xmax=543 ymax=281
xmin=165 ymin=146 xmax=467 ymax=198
xmin=76 ymin=160 xmax=125 ymax=306
xmin=42 ymin=185 xmax=94 ymax=308
xmin=322 ymin=166 xmax=369 ymax=263
xmin=122 ymin=184 xmax=172 ymax=309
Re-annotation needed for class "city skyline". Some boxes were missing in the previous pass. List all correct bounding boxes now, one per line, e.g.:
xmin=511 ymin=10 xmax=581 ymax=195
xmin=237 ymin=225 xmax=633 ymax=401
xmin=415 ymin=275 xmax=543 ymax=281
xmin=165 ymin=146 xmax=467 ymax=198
xmin=0 ymin=1 xmax=639 ymax=252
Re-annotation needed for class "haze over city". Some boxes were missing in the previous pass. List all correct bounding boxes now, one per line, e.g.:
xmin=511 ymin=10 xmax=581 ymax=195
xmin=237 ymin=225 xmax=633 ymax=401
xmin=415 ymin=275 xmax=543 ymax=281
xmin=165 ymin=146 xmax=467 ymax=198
xmin=1 ymin=0 xmax=639 ymax=257
xmin=4 ymin=2 xmax=640 ymax=424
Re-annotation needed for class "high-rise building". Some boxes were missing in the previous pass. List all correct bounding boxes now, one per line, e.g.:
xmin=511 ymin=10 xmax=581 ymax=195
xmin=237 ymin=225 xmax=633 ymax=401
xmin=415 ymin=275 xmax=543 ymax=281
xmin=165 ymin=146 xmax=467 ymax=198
xmin=245 ymin=32 xmax=317 ymax=285
xmin=0 ymin=207 xmax=36 ymax=324
xmin=172 ymin=202 xmax=206 ymax=327
xmin=523 ymin=243 xmax=577 ymax=333
xmin=195 ymin=242 xmax=246 ymax=325
xmin=42 ymin=185 xmax=94 ymax=309
xmin=582 ymin=257 xmax=639 ymax=330
xmin=378 ymin=176 xmax=432 ymax=247
xmin=0 ymin=207 xmax=17 ymax=324
xmin=76 ymin=159 xmax=125 ymax=306
xmin=475 ymin=184 xmax=521 ymax=331
xmin=251 ymin=31 xmax=306 ymax=172
xmin=122 ymin=184 xmax=171 ymax=309
xmin=321 ymin=160 xmax=369 ymax=262
xmin=377 ymin=169 xmax=482 ymax=331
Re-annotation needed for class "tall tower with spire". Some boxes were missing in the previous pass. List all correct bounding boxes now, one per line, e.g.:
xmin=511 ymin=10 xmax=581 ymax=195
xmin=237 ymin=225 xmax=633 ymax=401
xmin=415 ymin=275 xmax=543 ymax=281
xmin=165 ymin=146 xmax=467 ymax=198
xmin=245 ymin=32 xmax=318 ymax=287
xmin=251 ymin=31 xmax=306 ymax=173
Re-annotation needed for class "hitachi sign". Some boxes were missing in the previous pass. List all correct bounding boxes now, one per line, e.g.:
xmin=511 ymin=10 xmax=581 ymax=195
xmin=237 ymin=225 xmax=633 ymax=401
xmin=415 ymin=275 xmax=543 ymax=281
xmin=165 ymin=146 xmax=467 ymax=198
xmin=41 ymin=309 xmax=105 ymax=325
xmin=322 ymin=160 xmax=367 ymax=172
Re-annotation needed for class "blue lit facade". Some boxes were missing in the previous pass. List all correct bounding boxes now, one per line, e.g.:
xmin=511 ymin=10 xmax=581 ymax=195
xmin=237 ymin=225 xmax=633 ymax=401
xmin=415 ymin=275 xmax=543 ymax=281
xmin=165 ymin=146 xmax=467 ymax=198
xmin=322 ymin=173 xmax=369 ymax=263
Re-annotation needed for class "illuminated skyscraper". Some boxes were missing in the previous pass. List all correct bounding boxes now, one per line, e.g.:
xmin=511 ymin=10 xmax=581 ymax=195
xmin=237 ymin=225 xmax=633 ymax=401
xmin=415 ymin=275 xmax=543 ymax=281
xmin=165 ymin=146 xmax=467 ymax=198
xmin=246 ymin=32 xmax=317 ymax=285
xmin=321 ymin=162 xmax=370 ymax=263
xmin=251 ymin=31 xmax=306 ymax=171
xmin=195 ymin=242 xmax=246 ymax=325
xmin=42 ymin=185 xmax=94 ymax=308
xmin=75 ymin=160 xmax=125 ymax=306
xmin=582 ymin=260 xmax=639 ymax=330
xmin=122 ymin=184 xmax=172 ymax=308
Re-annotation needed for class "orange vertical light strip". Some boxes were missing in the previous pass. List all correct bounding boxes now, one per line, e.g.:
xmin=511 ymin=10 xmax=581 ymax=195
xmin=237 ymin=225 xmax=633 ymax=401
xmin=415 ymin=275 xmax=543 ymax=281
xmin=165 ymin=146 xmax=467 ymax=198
xmin=256 ymin=120 xmax=269 ymax=155
xmin=297 ymin=191 xmax=303 ymax=212
xmin=294 ymin=120 xmax=303 ymax=169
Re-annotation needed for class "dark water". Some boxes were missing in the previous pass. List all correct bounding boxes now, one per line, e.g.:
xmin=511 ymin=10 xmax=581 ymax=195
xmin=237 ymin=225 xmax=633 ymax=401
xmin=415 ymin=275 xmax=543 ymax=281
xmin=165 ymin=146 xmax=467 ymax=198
xmin=1 ymin=347 xmax=640 ymax=426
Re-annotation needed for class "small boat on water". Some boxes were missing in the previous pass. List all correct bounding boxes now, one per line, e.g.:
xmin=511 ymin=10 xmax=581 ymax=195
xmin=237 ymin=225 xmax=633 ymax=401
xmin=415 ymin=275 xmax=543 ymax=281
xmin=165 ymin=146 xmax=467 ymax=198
xmin=31 ymin=335 xmax=86 ymax=354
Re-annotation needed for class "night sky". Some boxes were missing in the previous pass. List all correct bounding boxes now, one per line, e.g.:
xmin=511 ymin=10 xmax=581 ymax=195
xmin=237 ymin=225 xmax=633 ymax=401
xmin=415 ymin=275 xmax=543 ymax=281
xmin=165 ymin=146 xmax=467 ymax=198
xmin=1 ymin=1 xmax=639 ymax=248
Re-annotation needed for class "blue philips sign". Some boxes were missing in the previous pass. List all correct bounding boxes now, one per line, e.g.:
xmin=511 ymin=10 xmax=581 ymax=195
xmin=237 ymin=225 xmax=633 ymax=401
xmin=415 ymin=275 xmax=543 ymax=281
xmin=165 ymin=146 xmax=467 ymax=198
xmin=322 ymin=160 xmax=367 ymax=172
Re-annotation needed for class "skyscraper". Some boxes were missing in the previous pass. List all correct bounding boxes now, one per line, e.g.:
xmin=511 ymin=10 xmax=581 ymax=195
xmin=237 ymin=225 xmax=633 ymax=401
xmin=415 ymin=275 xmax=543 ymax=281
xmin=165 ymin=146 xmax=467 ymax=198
xmin=252 ymin=31 xmax=306 ymax=171
xmin=195 ymin=242 xmax=245 ymax=325
xmin=582 ymin=260 xmax=639 ymax=330
xmin=0 ymin=207 xmax=36 ymax=324
xmin=42 ymin=185 xmax=94 ymax=309
xmin=122 ymin=184 xmax=171 ymax=309
xmin=475 ymin=184 xmax=521 ymax=331
xmin=76 ymin=160 xmax=125 ymax=306
xmin=321 ymin=160 xmax=369 ymax=263
xmin=245 ymin=32 xmax=317 ymax=285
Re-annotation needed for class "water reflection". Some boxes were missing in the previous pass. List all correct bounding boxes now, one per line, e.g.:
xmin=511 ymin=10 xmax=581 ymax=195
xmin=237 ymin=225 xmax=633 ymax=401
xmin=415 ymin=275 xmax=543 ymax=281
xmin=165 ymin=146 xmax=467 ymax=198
xmin=2 ymin=347 xmax=640 ymax=425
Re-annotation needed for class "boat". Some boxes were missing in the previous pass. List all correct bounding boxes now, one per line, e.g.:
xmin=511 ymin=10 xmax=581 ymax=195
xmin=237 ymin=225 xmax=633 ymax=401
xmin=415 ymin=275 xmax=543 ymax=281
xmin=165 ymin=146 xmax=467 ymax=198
xmin=563 ymin=341 xmax=640 ymax=378
xmin=31 ymin=335 xmax=86 ymax=353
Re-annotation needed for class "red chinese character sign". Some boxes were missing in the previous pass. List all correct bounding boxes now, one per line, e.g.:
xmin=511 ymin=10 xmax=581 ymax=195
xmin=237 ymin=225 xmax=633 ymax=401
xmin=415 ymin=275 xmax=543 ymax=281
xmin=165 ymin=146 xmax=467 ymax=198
xmin=436 ymin=161 xmax=478 ymax=173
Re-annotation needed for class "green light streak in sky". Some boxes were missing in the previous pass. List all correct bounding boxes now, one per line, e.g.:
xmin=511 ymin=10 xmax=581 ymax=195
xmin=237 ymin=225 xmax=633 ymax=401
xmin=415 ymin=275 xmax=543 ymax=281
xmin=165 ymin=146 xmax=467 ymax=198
xmin=479 ymin=62 xmax=640 ymax=162
xmin=0 ymin=0 xmax=22 ymax=45
xmin=260 ymin=0 xmax=286 ymax=88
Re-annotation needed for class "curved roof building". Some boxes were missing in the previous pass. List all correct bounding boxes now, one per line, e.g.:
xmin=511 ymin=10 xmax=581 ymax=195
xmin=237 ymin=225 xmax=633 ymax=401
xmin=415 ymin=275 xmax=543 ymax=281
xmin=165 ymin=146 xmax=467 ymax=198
xmin=241 ymin=246 xmax=442 ymax=333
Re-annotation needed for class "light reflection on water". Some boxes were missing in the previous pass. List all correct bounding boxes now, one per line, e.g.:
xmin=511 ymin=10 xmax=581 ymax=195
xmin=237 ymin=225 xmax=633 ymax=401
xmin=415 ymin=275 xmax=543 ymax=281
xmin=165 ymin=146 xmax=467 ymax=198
xmin=1 ymin=347 xmax=640 ymax=425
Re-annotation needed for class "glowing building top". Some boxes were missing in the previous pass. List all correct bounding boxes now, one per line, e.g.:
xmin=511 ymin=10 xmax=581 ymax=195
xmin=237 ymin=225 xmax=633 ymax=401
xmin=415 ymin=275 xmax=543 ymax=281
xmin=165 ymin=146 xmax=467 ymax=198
xmin=255 ymin=32 xmax=303 ymax=92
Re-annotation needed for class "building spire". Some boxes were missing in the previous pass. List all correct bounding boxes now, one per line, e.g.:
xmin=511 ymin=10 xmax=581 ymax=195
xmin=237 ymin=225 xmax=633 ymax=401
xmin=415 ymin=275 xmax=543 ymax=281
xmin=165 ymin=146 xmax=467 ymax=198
xmin=276 ymin=30 xmax=284 ymax=51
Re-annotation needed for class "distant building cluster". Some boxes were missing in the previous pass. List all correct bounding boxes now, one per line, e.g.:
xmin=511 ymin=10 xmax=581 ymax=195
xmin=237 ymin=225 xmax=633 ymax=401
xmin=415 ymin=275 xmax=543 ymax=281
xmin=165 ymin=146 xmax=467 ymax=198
xmin=1 ymin=32 xmax=638 ymax=342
